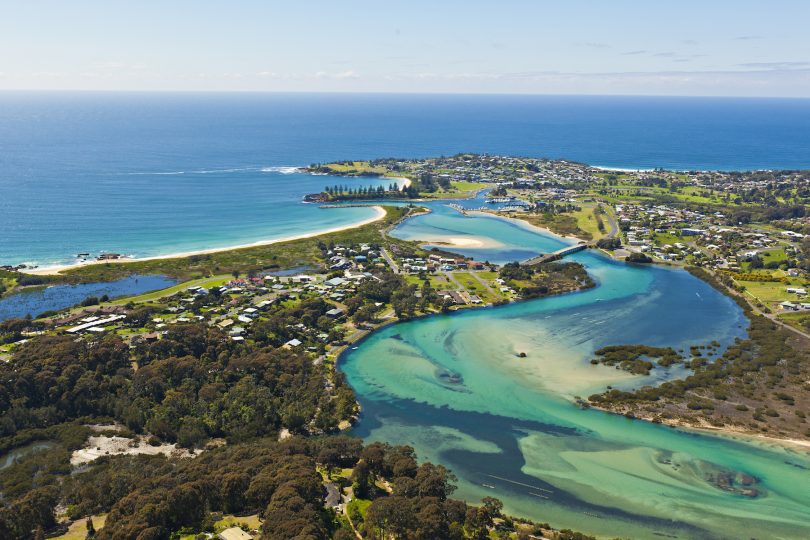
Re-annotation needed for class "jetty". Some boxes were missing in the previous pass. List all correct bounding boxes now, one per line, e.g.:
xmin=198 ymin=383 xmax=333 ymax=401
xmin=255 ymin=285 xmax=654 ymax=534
xmin=522 ymin=242 xmax=589 ymax=265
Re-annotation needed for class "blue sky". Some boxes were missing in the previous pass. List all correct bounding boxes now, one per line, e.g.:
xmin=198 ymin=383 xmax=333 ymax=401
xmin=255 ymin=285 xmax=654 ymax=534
xmin=1 ymin=0 xmax=808 ymax=96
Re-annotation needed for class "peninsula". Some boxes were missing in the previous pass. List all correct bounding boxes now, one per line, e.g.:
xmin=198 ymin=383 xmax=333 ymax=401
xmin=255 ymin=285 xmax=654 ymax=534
xmin=2 ymin=154 xmax=809 ymax=540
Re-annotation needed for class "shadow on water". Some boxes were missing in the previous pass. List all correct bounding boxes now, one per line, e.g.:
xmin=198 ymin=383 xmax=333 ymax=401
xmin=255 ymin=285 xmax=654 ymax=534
xmin=352 ymin=395 xmax=711 ymax=539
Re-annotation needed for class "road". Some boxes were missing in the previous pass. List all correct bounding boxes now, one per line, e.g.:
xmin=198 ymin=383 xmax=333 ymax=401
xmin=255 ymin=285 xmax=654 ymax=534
xmin=600 ymin=203 xmax=620 ymax=239
xmin=469 ymin=271 xmax=498 ymax=298
xmin=703 ymin=267 xmax=810 ymax=342
xmin=522 ymin=244 xmax=588 ymax=266
xmin=380 ymin=247 xmax=400 ymax=274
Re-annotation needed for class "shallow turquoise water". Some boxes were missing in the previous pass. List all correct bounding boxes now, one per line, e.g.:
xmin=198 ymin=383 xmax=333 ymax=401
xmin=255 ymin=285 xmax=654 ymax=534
xmin=392 ymin=199 xmax=574 ymax=265
xmin=342 ymin=212 xmax=810 ymax=539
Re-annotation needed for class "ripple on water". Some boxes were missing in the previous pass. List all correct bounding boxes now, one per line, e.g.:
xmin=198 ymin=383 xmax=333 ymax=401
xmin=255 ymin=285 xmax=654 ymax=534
xmin=342 ymin=216 xmax=810 ymax=540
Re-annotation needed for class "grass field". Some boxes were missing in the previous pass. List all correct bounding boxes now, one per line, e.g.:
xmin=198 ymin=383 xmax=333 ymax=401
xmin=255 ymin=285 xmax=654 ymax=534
xmin=738 ymin=279 xmax=804 ymax=307
xmin=761 ymin=248 xmax=788 ymax=264
xmin=572 ymin=204 xmax=605 ymax=240
xmin=421 ymin=180 xmax=488 ymax=199
xmin=404 ymin=273 xmax=453 ymax=291
xmin=53 ymin=515 xmax=107 ymax=540
xmin=215 ymin=513 xmax=261 ymax=531
xmin=653 ymin=232 xmax=682 ymax=246
xmin=321 ymin=161 xmax=390 ymax=175
xmin=111 ymin=275 xmax=231 ymax=305
xmin=452 ymin=271 xmax=501 ymax=303
xmin=777 ymin=311 xmax=810 ymax=333
xmin=519 ymin=212 xmax=592 ymax=240
xmin=0 ymin=269 xmax=18 ymax=297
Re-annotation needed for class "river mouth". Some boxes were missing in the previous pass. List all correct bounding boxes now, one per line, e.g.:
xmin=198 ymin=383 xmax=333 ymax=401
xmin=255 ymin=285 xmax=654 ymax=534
xmin=340 ymin=207 xmax=810 ymax=540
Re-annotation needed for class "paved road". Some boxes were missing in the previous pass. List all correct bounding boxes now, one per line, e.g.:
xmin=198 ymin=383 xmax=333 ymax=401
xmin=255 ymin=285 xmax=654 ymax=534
xmin=522 ymin=244 xmax=588 ymax=266
xmin=601 ymin=204 xmax=620 ymax=239
xmin=380 ymin=247 xmax=400 ymax=274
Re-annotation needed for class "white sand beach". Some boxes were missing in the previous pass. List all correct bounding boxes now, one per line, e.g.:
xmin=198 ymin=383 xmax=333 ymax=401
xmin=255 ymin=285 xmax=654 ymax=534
xmin=426 ymin=236 xmax=504 ymax=249
xmin=28 ymin=205 xmax=387 ymax=275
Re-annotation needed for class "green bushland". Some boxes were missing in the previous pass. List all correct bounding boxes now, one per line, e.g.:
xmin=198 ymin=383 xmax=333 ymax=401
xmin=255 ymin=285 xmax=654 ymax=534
xmin=500 ymin=261 xmax=595 ymax=299
xmin=589 ymin=266 xmax=810 ymax=439
xmin=591 ymin=345 xmax=682 ymax=375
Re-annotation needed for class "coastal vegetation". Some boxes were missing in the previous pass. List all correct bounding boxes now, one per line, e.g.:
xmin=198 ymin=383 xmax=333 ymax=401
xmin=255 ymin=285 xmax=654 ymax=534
xmin=499 ymin=261 xmax=594 ymax=299
xmin=590 ymin=345 xmax=682 ymax=375
xmin=589 ymin=267 xmax=810 ymax=439
xmin=510 ymin=206 xmax=594 ymax=241
xmin=4 ymin=153 xmax=810 ymax=538
xmin=0 ymin=237 xmax=599 ymax=539
xmin=16 ymin=206 xmax=410 ymax=284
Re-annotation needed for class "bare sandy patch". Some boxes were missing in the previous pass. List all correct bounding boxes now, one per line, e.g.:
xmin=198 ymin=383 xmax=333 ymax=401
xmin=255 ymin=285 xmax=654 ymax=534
xmin=70 ymin=435 xmax=195 ymax=466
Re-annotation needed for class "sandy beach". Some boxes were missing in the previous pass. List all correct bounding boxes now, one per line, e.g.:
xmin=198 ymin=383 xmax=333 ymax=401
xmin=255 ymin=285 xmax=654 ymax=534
xmin=387 ymin=176 xmax=412 ymax=188
xmin=466 ymin=210 xmax=587 ymax=245
xmin=28 ymin=205 xmax=387 ymax=276
xmin=427 ymin=236 xmax=504 ymax=249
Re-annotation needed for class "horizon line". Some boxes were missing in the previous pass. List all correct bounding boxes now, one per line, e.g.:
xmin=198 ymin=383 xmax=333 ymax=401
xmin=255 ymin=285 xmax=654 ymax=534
xmin=1 ymin=88 xmax=809 ymax=100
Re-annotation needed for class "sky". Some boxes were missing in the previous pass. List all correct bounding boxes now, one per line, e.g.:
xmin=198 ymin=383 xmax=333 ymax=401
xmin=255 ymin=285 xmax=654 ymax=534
xmin=1 ymin=0 xmax=809 ymax=97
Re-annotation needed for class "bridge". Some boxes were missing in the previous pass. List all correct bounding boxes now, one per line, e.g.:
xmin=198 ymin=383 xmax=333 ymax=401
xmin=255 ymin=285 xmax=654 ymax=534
xmin=521 ymin=242 xmax=589 ymax=266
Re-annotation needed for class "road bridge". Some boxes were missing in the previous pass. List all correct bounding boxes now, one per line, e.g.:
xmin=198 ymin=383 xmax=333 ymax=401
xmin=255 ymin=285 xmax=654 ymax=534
xmin=521 ymin=243 xmax=589 ymax=265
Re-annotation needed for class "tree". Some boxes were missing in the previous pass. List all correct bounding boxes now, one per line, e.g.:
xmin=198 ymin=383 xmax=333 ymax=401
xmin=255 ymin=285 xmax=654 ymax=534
xmin=366 ymin=496 xmax=415 ymax=539
xmin=480 ymin=496 xmax=503 ymax=521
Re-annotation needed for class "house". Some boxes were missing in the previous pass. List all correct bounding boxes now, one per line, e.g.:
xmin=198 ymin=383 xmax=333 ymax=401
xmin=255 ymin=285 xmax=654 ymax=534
xmin=66 ymin=315 xmax=126 ymax=334
xmin=325 ymin=308 xmax=344 ymax=318
xmin=218 ymin=527 xmax=253 ymax=540
xmin=284 ymin=338 xmax=302 ymax=348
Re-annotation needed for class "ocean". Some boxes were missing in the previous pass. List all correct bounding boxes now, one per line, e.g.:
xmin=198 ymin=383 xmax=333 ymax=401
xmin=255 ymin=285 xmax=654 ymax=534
xmin=3 ymin=92 xmax=810 ymax=537
xmin=1 ymin=92 xmax=809 ymax=266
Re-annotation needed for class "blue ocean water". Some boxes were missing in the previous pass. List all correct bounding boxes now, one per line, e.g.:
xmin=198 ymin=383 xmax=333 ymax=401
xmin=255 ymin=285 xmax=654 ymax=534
xmin=1 ymin=92 xmax=809 ymax=266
